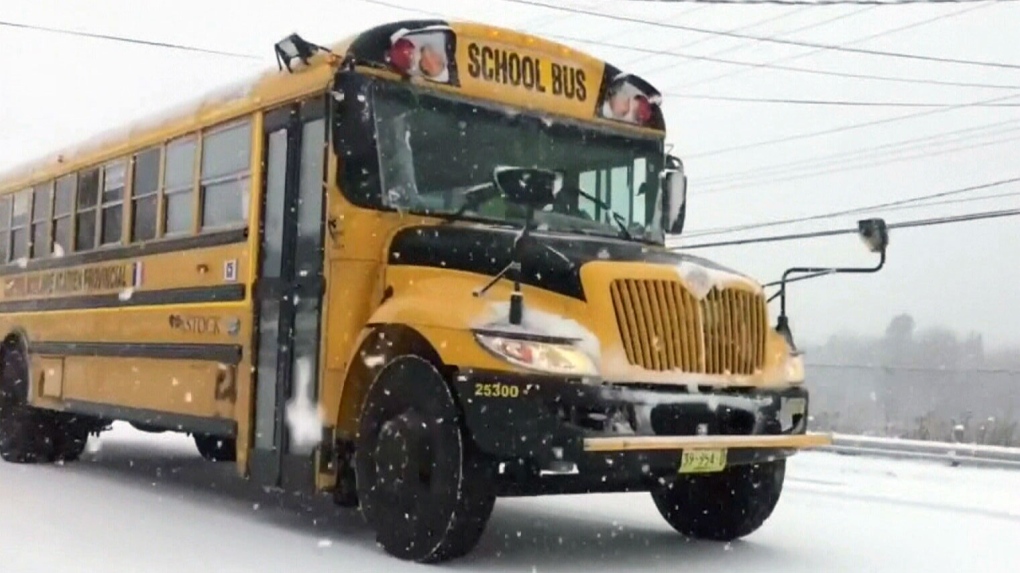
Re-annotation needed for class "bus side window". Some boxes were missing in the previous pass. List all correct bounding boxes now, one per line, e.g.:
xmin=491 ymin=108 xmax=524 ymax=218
xmin=163 ymin=136 xmax=196 ymax=236
xmin=53 ymin=174 xmax=75 ymax=254
xmin=75 ymin=169 xmax=100 ymax=251
xmin=131 ymin=147 xmax=161 ymax=242
xmin=200 ymin=120 xmax=252 ymax=231
xmin=101 ymin=160 xmax=126 ymax=246
xmin=31 ymin=181 xmax=52 ymax=258
xmin=0 ymin=195 xmax=11 ymax=263
xmin=11 ymin=188 xmax=32 ymax=260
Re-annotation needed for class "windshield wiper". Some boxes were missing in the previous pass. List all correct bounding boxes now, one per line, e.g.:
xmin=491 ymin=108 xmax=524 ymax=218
xmin=567 ymin=186 xmax=632 ymax=240
xmin=439 ymin=182 xmax=499 ymax=225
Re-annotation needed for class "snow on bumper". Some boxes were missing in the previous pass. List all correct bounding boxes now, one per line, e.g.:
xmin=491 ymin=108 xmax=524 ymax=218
xmin=451 ymin=368 xmax=818 ymax=472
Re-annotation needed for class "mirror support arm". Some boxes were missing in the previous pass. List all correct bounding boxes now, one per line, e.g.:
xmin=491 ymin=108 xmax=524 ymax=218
xmin=776 ymin=249 xmax=886 ymax=317
xmin=768 ymin=217 xmax=889 ymax=351
xmin=771 ymin=249 xmax=886 ymax=350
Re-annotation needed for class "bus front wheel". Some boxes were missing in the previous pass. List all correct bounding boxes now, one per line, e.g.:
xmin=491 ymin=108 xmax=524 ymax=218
xmin=650 ymin=459 xmax=786 ymax=542
xmin=354 ymin=355 xmax=495 ymax=563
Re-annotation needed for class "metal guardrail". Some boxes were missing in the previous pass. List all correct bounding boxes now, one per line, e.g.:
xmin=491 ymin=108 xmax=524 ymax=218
xmin=818 ymin=433 xmax=1020 ymax=470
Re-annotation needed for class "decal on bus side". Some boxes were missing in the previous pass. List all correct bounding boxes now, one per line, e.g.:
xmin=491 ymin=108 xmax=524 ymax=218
xmin=3 ymin=262 xmax=140 ymax=298
xmin=168 ymin=314 xmax=221 ymax=335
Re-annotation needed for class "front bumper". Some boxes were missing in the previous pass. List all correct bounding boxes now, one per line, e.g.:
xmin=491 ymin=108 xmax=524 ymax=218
xmin=451 ymin=368 xmax=827 ymax=492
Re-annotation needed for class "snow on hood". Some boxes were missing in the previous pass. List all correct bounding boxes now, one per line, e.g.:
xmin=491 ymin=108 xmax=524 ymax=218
xmin=670 ymin=255 xmax=763 ymax=300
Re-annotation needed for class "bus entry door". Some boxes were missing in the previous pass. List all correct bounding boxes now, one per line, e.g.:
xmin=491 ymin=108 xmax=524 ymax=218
xmin=251 ymin=99 xmax=327 ymax=490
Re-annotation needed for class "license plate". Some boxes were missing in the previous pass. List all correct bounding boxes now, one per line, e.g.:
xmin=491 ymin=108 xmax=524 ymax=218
xmin=679 ymin=449 xmax=727 ymax=474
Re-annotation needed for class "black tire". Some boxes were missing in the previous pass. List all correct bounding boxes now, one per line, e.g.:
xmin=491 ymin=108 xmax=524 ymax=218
xmin=194 ymin=434 xmax=236 ymax=462
xmin=0 ymin=404 xmax=59 ymax=463
xmin=355 ymin=355 xmax=495 ymax=563
xmin=651 ymin=459 xmax=786 ymax=542
xmin=0 ymin=346 xmax=58 ymax=464
xmin=51 ymin=414 xmax=91 ymax=462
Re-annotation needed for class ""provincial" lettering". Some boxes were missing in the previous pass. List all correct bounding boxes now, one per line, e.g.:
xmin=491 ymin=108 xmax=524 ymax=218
xmin=3 ymin=263 xmax=133 ymax=298
xmin=466 ymin=43 xmax=587 ymax=102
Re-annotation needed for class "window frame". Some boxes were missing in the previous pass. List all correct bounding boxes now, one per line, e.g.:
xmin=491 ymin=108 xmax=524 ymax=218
xmin=0 ymin=195 xmax=12 ymax=264
xmin=10 ymin=188 xmax=32 ymax=261
xmin=74 ymin=167 xmax=101 ymax=252
xmin=130 ymin=146 xmax=163 ymax=243
xmin=30 ymin=181 xmax=53 ymax=259
xmin=198 ymin=119 xmax=253 ymax=233
xmin=99 ymin=159 xmax=127 ymax=247
xmin=52 ymin=173 xmax=76 ymax=256
xmin=162 ymin=134 xmax=198 ymax=237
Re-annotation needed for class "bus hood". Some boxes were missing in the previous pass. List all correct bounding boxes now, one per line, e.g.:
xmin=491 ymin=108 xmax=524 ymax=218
xmin=385 ymin=224 xmax=762 ymax=301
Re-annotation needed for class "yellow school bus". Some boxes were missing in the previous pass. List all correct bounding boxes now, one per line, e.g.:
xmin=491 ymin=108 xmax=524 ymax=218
xmin=0 ymin=19 xmax=888 ymax=563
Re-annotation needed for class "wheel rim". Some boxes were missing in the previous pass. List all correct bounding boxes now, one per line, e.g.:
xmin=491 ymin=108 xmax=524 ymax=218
xmin=356 ymin=357 xmax=467 ymax=561
xmin=373 ymin=409 xmax=435 ymax=502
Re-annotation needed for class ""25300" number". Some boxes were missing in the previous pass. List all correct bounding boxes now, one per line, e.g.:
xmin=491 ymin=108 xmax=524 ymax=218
xmin=474 ymin=382 xmax=520 ymax=398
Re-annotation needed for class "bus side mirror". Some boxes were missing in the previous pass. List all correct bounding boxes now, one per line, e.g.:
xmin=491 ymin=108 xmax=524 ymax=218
xmin=858 ymin=218 xmax=889 ymax=254
xmin=662 ymin=157 xmax=686 ymax=235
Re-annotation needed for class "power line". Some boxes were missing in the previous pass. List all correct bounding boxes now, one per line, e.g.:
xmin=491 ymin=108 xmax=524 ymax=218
xmin=361 ymin=0 xmax=1020 ymax=92
xmin=695 ymin=118 xmax=1020 ymax=187
xmin=672 ymin=207 xmax=1020 ymax=249
xmin=870 ymin=189 xmax=1020 ymax=212
xmin=614 ymin=5 xmax=813 ymax=72
xmin=626 ymin=4 xmax=847 ymax=76
xmin=665 ymin=2 xmax=993 ymax=91
xmin=694 ymin=127 xmax=1020 ymax=193
xmin=556 ymin=34 xmax=1020 ymax=91
xmin=624 ymin=0 xmax=1014 ymax=4
xmin=668 ymin=93 xmax=1020 ymax=107
xmin=0 ymin=20 xmax=261 ymax=60
xmin=684 ymin=176 xmax=1020 ymax=237
xmin=498 ymin=0 xmax=1020 ymax=70
xmin=685 ymin=190 xmax=1020 ymax=238
xmin=686 ymin=89 xmax=1020 ymax=159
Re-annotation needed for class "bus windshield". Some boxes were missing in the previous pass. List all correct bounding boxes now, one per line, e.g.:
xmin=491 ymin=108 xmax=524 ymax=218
xmin=371 ymin=82 xmax=666 ymax=243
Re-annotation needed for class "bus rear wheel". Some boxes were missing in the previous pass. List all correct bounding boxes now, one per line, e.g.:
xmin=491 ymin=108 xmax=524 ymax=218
xmin=650 ymin=459 xmax=786 ymax=542
xmin=0 ymin=345 xmax=80 ymax=464
xmin=354 ymin=356 xmax=495 ymax=563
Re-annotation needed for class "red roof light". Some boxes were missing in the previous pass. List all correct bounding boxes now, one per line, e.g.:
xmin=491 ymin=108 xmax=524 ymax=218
xmin=634 ymin=95 xmax=652 ymax=125
xmin=387 ymin=37 xmax=416 ymax=73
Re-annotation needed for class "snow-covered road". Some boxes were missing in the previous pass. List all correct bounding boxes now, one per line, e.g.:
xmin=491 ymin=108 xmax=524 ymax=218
xmin=1 ymin=423 xmax=1018 ymax=572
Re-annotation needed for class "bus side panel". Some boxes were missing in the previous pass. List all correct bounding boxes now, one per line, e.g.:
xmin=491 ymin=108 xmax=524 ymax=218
xmin=15 ymin=300 xmax=251 ymax=426
xmin=0 ymin=239 xmax=255 ymax=438
xmin=59 ymin=356 xmax=229 ymax=419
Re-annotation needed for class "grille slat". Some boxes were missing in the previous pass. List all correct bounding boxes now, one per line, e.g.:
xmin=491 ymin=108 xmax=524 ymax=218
xmin=610 ymin=279 xmax=766 ymax=376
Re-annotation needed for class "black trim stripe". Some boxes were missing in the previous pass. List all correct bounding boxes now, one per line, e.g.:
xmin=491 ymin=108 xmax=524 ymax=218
xmin=31 ymin=341 xmax=242 ymax=364
xmin=63 ymin=400 xmax=236 ymax=437
xmin=0 ymin=284 xmax=245 ymax=313
xmin=0 ymin=227 xmax=248 ymax=276
xmin=387 ymin=225 xmax=757 ymax=302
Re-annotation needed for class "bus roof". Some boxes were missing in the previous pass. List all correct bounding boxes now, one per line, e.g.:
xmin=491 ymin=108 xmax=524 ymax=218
xmin=0 ymin=19 xmax=665 ymax=193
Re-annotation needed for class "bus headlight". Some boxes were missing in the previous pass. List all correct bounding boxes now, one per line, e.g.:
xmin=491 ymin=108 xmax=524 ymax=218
xmin=785 ymin=353 xmax=805 ymax=383
xmin=473 ymin=332 xmax=599 ymax=377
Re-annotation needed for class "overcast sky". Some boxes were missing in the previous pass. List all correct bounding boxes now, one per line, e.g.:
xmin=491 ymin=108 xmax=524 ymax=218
xmin=1 ymin=0 xmax=1017 ymax=349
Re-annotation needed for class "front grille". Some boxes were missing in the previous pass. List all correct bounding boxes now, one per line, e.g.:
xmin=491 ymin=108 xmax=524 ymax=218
xmin=609 ymin=279 xmax=767 ymax=376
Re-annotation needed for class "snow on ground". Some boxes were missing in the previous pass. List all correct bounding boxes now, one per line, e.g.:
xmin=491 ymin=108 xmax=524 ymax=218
xmin=1 ymin=423 xmax=1018 ymax=572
